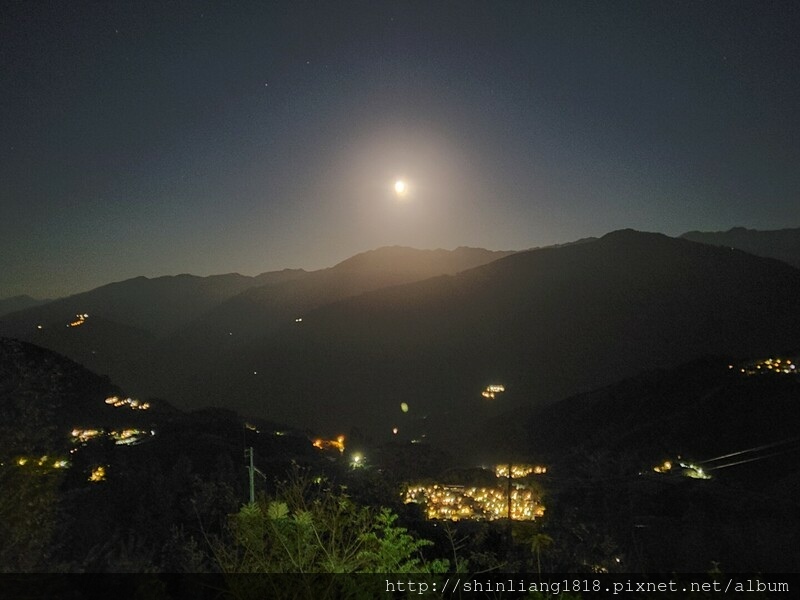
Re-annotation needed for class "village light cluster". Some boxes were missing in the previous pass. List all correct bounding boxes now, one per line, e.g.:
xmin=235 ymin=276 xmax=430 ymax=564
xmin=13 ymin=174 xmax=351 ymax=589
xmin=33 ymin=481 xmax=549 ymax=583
xmin=11 ymin=393 xmax=158 ymax=482
xmin=67 ymin=313 xmax=89 ymax=327
xmin=71 ymin=428 xmax=102 ymax=443
xmin=405 ymin=483 xmax=545 ymax=521
xmin=652 ymin=459 xmax=711 ymax=479
xmin=89 ymin=465 xmax=107 ymax=482
xmin=312 ymin=435 xmax=346 ymax=453
xmin=105 ymin=396 xmax=150 ymax=410
xmin=71 ymin=427 xmax=153 ymax=446
xmin=404 ymin=462 xmax=547 ymax=522
xmin=14 ymin=455 xmax=69 ymax=469
xmin=495 ymin=464 xmax=547 ymax=478
xmin=481 ymin=384 xmax=505 ymax=399
xmin=734 ymin=357 xmax=797 ymax=376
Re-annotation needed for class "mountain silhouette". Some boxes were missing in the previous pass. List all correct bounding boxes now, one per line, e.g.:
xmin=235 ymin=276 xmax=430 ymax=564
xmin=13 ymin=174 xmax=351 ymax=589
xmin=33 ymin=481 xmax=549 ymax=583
xmin=4 ymin=231 xmax=800 ymax=444
xmin=0 ymin=337 xmax=142 ymax=454
xmin=147 ymin=230 xmax=800 ymax=440
xmin=0 ymin=295 xmax=49 ymax=318
xmin=681 ymin=226 xmax=800 ymax=268
xmin=476 ymin=356 xmax=800 ymax=572
xmin=482 ymin=357 xmax=800 ymax=471
xmin=0 ymin=272 xmax=281 ymax=338
xmin=0 ymin=247 xmax=512 ymax=397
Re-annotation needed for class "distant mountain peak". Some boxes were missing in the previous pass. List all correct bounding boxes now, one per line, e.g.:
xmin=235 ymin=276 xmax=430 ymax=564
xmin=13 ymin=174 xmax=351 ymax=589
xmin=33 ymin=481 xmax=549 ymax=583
xmin=332 ymin=245 xmax=515 ymax=273
xmin=599 ymin=228 xmax=669 ymax=241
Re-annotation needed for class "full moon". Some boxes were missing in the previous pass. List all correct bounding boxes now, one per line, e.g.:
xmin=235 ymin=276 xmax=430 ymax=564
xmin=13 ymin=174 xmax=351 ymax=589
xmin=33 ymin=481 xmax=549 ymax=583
xmin=394 ymin=179 xmax=408 ymax=196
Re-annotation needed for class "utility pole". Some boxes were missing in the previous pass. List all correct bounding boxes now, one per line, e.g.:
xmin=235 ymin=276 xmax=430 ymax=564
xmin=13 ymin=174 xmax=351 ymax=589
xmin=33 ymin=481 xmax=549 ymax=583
xmin=245 ymin=447 xmax=255 ymax=504
xmin=507 ymin=459 xmax=513 ymax=521
xmin=244 ymin=447 xmax=265 ymax=504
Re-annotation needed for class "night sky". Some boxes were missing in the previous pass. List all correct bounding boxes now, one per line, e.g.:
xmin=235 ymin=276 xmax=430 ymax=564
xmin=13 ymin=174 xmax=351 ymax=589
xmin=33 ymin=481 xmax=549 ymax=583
xmin=2 ymin=1 xmax=799 ymax=299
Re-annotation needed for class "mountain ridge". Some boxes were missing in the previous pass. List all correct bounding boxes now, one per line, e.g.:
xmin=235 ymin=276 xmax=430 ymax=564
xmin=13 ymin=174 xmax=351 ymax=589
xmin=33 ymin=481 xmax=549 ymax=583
xmin=0 ymin=295 xmax=51 ymax=319
xmin=4 ymin=229 xmax=800 ymax=443
xmin=680 ymin=226 xmax=800 ymax=268
xmin=165 ymin=229 xmax=800 ymax=438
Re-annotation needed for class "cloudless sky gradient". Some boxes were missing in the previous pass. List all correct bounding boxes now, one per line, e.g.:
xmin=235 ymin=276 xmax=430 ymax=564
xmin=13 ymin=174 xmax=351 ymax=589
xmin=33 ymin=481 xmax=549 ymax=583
xmin=2 ymin=1 xmax=799 ymax=298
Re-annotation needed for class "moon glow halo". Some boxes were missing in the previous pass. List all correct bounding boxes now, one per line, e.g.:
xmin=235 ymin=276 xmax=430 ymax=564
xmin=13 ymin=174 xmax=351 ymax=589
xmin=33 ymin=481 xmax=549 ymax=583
xmin=394 ymin=179 xmax=408 ymax=197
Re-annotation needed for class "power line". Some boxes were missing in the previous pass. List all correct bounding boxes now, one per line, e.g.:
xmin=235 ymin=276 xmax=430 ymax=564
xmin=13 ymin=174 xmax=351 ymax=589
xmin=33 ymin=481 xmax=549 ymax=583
xmin=699 ymin=436 xmax=800 ymax=465
xmin=705 ymin=449 xmax=798 ymax=471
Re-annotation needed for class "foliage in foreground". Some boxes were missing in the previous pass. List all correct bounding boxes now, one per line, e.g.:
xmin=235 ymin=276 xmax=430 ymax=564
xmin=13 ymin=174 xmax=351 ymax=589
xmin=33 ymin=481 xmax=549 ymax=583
xmin=213 ymin=472 xmax=449 ymax=574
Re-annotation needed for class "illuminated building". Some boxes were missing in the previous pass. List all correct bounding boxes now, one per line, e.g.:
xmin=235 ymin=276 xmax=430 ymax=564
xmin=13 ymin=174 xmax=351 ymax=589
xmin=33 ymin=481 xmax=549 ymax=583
xmin=71 ymin=428 xmax=103 ymax=443
xmin=89 ymin=465 xmax=107 ymax=482
xmin=652 ymin=458 xmax=710 ymax=479
xmin=110 ymin=429 xmax=151 ymax=445
xmin=653 ymin=460 xmax=672 ymax=473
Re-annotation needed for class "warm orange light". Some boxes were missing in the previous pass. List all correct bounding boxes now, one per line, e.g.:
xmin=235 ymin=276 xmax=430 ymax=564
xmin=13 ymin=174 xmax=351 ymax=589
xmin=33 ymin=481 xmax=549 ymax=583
xmin=313 ymin=435 xmax=346 ymax=453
